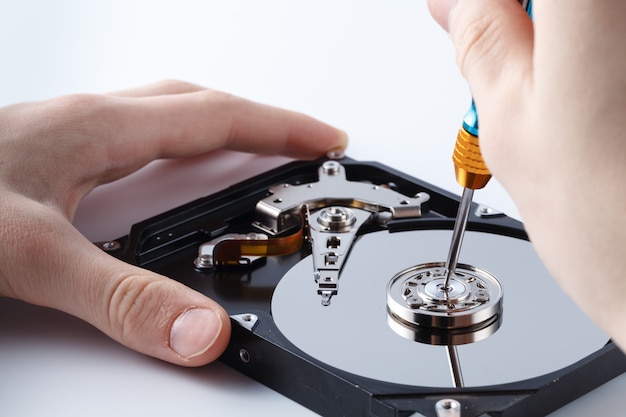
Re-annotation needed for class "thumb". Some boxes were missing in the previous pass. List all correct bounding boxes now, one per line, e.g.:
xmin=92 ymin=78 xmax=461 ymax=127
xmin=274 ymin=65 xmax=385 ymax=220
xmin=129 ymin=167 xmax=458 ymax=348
xmin=95 ymin=261 xmax=232 ymax=367
xmin=426 ymin=0 xmax=456 ymax=31
xmin=1 ymin=196 xmax=230 ymax=366
xmin=433 ymin=0 xmax=534 ymax=110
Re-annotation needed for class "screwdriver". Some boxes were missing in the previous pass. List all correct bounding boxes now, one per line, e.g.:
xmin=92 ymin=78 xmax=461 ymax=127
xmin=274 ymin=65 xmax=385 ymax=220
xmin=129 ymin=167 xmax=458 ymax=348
xmin=443 ymin=0 xmax=533 ymax=289
xmin=443 ymin=102 xmax=488 ymax=289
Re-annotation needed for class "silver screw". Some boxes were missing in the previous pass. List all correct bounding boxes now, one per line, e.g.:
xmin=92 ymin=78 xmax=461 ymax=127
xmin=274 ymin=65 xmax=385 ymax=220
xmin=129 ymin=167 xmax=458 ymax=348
xmin=435 ymin=398 xmax=461 ymax=417
xmin=322 ymin=160 xmax=341 ymax=175
xmin=326 ymin=149 xmax=345 ymax=160
xmin=101 ymin=241 xmax=120 ymax=251
xmin=239 ymin=349 xmax=251 ymax=364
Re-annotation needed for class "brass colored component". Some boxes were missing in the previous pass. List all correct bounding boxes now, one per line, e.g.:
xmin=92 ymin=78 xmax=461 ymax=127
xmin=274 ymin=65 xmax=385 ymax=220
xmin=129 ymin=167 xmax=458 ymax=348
xmin=212 ymin=228 xmax=303 ymax=266
xmin=452 ymin=128 xmax=491 ymax=190
xmin=212 ymin=207 xmax=306 ymax=266
xmin=214 ymin=229 xmax=303 ymax=265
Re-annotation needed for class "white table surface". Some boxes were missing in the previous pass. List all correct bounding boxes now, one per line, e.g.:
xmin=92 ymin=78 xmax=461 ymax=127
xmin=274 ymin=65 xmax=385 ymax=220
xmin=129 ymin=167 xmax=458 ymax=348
xmin=1 ymin=1 xmax=625 ymax=416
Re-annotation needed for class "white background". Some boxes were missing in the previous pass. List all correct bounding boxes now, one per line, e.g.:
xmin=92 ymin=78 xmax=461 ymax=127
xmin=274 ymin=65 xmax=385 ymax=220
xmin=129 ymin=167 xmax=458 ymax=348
xmin=1 ymin=1 xmax=625 ymax=416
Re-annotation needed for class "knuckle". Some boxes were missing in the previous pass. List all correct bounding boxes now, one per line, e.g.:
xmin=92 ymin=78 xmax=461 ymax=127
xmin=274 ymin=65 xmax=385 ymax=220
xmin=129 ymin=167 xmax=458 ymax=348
xmin=154 ymin=78 xmax=184 ymax=88
xmin=48 ymin=93 xmax=105 ymax=121
xmin=154 ymin=78 xmax=199 ymax=92
xmin=451 ymin=9 xmax=504 ymax=78
xmin=106 ymin=272 xmax=169 ymax=344
xmin=203 ymin=88 xmax=237 ymax=105
xmin=43 ymin=93 xmax=112 ymax=140
xmin=51 ymin=92 xmax=101 ymax=108
xmin=198 ymin=89 xmax=239 ymax=142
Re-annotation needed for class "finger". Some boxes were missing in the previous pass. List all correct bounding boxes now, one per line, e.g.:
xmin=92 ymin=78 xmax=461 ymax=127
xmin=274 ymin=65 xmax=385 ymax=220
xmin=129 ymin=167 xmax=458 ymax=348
xmin=0 ymin=195 xmax=230 ymax=366
xmin=107 ymin=79 xmax=207 ymax=98
xmin=448 ymin=0 xmax=534 ymax=106
xmin=533 ymin=1 xmax=626 ymax=110
xmin=94 ymin=90 xmax=348 ymax=182
xmin=426 ymin=0 xmax=456 ymax=32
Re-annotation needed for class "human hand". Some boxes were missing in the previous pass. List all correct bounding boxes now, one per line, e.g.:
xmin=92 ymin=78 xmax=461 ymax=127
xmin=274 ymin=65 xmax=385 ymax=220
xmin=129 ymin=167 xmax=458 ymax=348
xmin=427 ymin=0 xmax=626 ymax=348
xmin=0 ymin=80 xmax=348 ymax=366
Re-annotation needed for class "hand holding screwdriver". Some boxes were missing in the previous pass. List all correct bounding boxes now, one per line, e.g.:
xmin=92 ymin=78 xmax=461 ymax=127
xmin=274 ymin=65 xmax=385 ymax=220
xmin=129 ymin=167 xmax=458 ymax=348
xmin=443 ymin=0 xmax=533 ymax=288
xmin=428 ymin=0 xmax=626 ymax=353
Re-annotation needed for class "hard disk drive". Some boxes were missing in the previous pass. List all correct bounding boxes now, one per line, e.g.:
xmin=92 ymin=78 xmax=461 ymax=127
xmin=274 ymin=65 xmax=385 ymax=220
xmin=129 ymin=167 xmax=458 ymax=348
xmin=100 ymin=156 xmax=626 ymax=417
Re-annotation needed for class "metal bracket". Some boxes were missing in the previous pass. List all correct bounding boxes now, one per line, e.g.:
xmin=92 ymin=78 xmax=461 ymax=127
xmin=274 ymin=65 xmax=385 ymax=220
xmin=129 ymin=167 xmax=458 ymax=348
xmin=230 ymin=313 xmax=259 ymax=332
xmin=255 ymin=161 xmax=429 ymax=235
xmin=255 ymin=161 xmax=429 ymax=305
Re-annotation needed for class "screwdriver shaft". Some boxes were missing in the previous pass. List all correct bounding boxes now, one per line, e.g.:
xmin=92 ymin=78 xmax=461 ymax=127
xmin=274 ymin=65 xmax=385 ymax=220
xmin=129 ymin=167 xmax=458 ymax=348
xmin=446 ymin=345 xmax=465 ymax=388
xmin=444 ymin=187 xmax=474 ymax=289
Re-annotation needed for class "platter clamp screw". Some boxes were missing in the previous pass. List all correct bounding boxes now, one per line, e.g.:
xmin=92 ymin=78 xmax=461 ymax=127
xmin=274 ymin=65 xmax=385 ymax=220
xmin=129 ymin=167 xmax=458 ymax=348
xmin=386 ymin=262 xmax=503 ymax=346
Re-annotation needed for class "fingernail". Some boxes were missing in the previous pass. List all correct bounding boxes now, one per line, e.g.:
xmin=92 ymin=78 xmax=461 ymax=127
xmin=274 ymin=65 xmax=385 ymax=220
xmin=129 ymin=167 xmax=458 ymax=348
xmin=326 ymin=147 xmax=345 ymax=159
xmin=338 ymin=129 xmax=349 ymax=148
xmin=326 ymin=130 xmax=349 ymax=159
xmin=170 ymin=308 xmax=222 ymax=359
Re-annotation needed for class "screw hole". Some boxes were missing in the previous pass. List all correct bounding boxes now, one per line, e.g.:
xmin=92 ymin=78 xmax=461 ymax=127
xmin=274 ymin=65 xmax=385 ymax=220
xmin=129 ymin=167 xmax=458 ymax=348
xmin=239 ymin=349 xmax=251 ymax=364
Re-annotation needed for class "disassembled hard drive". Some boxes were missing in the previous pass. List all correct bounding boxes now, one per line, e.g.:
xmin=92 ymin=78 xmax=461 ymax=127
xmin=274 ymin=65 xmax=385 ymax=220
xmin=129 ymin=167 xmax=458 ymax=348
xmin=100 ymin=157 xmax=626 ymax=417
